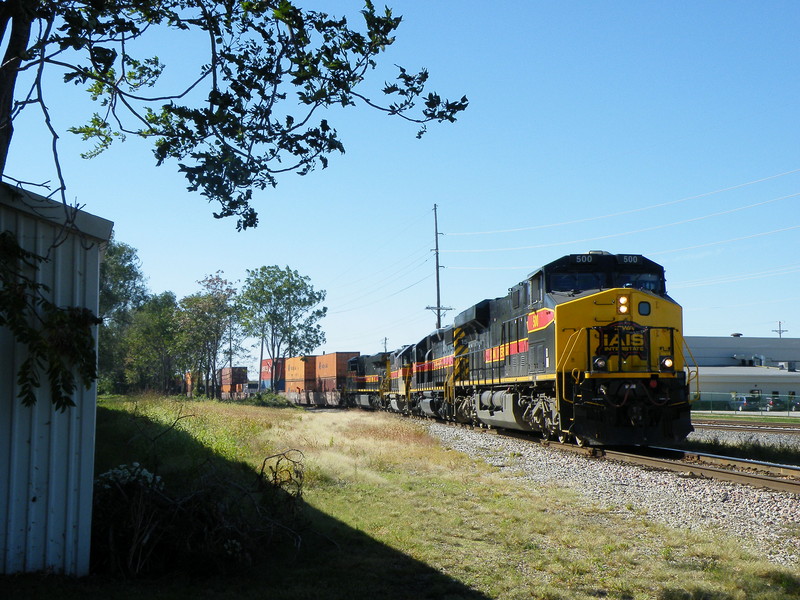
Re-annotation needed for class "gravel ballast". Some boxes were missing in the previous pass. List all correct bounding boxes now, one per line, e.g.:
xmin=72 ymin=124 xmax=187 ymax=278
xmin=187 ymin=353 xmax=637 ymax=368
xmin=426 ymin=423 xmax=800 ymax=567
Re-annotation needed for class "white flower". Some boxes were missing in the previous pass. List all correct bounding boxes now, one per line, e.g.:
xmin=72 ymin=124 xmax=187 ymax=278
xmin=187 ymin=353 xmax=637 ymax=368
xmin=96 ymin=463 xmax=165 ymax=491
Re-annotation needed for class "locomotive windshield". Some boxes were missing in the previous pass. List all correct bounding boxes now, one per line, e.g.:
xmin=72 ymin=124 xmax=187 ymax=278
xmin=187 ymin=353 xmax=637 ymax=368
xmin=549 ymin=271 xmax=605 ymax=292
xmin=547 ymin=268 xmax=664 ymax=294
xmin=613 ymin=271 xmax=663 ymax=292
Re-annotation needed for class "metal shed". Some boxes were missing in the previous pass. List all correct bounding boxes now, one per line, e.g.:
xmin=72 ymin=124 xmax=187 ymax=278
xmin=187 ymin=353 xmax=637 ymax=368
xmin=1 ymin=184 xmax=112 ymax=576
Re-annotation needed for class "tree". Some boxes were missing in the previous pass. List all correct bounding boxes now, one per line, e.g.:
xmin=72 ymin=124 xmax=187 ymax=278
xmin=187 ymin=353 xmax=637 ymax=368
xmin=0 ymin=1 xmax=468 ymax=227
xmin=123 ymin=291 xmax=180 ymax=394
xmin=97 ymin=234 xmax=149 ymax=393
xmin=99 ymin=235 xmax=148 ymax=325
xmin=178 ymin=273 xmax=238 ymax=398
xmin=1 ymin=1 xmax=466 ymax=408
xmin=238 ymin=265 xmax=326 ymax=390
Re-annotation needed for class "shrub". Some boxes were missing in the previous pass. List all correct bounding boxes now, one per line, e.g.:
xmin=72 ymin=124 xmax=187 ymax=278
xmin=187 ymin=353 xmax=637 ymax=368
xmin=243 ymin=392 xmax=296 ymax=408
xmin=91 ymin=451 xmax=305 ymax=578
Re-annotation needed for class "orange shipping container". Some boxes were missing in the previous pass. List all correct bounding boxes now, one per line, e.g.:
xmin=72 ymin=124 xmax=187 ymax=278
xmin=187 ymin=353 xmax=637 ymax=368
xmin=315 ymin=352 xmax=359 ymax=380
xmin=285 ymin=356 xmax=317 ymax=390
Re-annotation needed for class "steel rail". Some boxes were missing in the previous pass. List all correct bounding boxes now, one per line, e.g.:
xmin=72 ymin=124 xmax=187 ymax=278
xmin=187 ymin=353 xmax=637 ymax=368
xmin=680 ymin=450 xmax=800 ymax=479
xmin=600 ymin=449 xmax=800 ymax=495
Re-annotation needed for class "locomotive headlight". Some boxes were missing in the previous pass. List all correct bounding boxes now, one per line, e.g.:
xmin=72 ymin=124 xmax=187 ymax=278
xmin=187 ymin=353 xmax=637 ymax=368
xmin=593 ymin=356 xmax=608 ymax=371
xmin=616 ymin=295 xmax=630 ymax=314
xmin=660 ymin=356 xmax=675 ymax=372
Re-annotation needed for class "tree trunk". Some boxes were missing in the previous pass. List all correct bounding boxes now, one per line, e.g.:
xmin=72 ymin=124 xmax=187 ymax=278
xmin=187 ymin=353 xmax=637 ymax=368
xmin=0 ymin=1 xmax=34 ymax=175
xmin=258 ymin=327 xmax=265 ymax=391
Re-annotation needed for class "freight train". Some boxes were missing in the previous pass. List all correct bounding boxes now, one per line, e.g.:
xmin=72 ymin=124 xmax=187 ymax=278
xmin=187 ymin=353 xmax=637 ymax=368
xmin=343 ymin=252 xmax=695 ymax=446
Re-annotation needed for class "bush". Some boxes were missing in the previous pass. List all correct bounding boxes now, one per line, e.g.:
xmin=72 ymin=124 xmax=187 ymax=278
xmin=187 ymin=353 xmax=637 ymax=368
xmin=243 ymin=392 xmax=296 ymax=408
xmin=91 ymin=451 xmax=305 ymax=578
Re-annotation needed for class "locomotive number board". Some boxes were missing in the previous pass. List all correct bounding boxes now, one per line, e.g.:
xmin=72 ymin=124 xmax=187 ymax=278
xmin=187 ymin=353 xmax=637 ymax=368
xmin=568 ymin=254 xmax=644 ymax=264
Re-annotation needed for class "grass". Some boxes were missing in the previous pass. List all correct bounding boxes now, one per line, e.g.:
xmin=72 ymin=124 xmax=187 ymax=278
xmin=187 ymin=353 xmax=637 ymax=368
xmin=681 ymin=435 xmax=800 ymax=466
xmin=3 ymin=396 xmax=799 ymax=599
xmin=692 ymin=410 xmax=800 ymax=425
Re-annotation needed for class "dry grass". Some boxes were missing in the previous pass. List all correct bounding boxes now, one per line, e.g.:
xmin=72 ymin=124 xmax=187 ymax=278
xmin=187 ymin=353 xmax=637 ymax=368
xmin=278 ymin=409 xmax=798 ymax=599
xmin=4 ymin=397 xmax=799 ymax=600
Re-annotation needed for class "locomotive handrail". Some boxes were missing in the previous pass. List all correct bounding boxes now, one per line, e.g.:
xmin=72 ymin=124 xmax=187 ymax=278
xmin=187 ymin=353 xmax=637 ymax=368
xmin=557 ymin=328 xmax=584 ymax=406
xmin=682 ymin=338 xmax=701 ymax=403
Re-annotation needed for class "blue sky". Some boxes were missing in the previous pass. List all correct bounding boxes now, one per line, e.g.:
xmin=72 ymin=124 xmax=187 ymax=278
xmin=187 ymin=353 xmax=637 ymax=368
xmin=5 ymin=1 xmax=800 ymax=372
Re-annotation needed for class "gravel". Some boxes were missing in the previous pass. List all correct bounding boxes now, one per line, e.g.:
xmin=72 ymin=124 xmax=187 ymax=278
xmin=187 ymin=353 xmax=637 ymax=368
xmin=426 ymin=423 xmax=800 ymax=567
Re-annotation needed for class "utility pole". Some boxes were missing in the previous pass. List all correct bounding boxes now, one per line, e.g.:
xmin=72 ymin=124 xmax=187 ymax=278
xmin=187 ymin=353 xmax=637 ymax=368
xmin=773 ymin=321 xmax=788 ymax=338
xmin=426 ymin=204 xmax=452 ymax=329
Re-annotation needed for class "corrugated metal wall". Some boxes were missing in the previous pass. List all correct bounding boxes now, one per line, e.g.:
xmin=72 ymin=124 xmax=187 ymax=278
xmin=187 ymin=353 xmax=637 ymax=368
xmin=0 ymin=185 xmax=112 ymax=576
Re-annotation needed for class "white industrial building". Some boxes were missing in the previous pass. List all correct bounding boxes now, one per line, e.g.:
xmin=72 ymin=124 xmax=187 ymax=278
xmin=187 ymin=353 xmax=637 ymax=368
xmin=685 ymin=336 xmax=800 ymax=410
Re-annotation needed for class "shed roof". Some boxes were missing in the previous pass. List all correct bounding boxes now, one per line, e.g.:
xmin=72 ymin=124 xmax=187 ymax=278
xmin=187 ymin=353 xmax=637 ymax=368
xmin=0 ymin=183 xmax=113 ymax=241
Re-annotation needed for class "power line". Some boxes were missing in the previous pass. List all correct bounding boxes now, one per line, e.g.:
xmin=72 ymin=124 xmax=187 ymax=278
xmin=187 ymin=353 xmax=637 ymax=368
xmin=672 ymin=263 xmax=800 ymax=289
xmin=328 ymin=251 xmax=431 ymax=309
xmin=446 ymin=167 xmax=800 ymax=236
xmin=649 ymin=224 xmax=800 ymax=256
xmin=328 ymin=273 xmax=433 ymax=314
xmin=441 ymin=192 xmax=800 ymax=254
xmin=443 ymin=224 xmax=800 ymax=271
xmin=686 ymin=295 xmax=800 ymax=312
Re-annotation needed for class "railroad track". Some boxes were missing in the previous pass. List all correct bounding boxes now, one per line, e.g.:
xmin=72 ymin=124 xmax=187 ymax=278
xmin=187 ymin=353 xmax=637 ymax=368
xmin=416 ymin=416 xmax=800 ymax=495
xmin=599 ymin=447 xmax=800 ymax=495
xmin=489 ymin=427 xmax=800 ymax=494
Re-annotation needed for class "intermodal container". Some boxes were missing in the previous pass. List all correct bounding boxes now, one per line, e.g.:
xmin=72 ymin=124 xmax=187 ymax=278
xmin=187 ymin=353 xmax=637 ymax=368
xmin=285 ymin=356 xmax=318 ymax=405
xmin=316 ymin=352 xmax=359 ymax=380
xmin=260 ymin=358 xmax=286 ymax=391
xmin=285 ymin=356 xmax=317 ymax=389
xmin=316 ymin=352 xmax=360 ymax=405
xmin=219 ymin=366 xmax=248 ymax=385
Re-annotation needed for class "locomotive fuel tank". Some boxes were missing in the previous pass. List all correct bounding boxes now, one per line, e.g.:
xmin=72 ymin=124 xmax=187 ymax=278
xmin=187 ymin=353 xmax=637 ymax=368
xmin=474 ymin=391 xmax=533 ymax=431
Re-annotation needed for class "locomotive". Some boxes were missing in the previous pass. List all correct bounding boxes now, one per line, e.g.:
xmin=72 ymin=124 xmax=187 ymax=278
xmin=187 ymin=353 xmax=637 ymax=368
xmin=345 ymin=251 xmax=695 ymax=446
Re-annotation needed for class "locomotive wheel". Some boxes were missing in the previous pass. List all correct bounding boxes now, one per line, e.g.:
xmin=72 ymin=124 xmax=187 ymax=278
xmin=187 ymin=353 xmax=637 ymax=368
xmin=557 ymin=431 xmax=569 ymax=444
xmin=575 ymin=436 xmax=588 ymax=447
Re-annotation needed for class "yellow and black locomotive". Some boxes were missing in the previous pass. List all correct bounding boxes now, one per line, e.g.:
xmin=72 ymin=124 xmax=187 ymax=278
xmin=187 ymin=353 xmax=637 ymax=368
xmin=347 ymin=252 xmax=694 ymax=446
